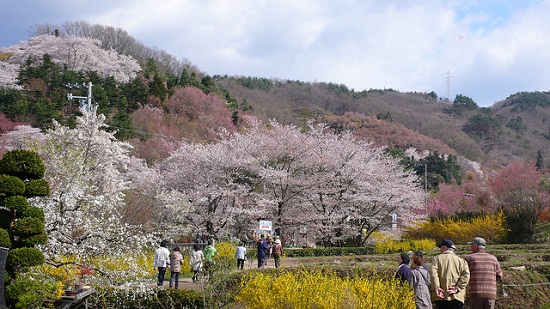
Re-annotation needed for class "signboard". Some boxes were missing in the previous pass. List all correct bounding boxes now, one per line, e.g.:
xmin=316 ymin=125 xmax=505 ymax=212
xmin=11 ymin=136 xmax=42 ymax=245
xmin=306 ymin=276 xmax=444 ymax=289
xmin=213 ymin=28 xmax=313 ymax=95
xmin=259 ymin=220 xmax=272 ymax=231
xmin=392 ymin=213 xmax=397 ymax=230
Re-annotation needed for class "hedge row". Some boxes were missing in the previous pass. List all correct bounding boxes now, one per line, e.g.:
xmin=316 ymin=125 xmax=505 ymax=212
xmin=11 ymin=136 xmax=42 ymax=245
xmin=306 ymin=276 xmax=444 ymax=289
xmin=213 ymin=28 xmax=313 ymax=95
xmin=246 ymin=246 xmax=375 ymax=259
xmin=85 ymin=287 xmax=204 ymax=309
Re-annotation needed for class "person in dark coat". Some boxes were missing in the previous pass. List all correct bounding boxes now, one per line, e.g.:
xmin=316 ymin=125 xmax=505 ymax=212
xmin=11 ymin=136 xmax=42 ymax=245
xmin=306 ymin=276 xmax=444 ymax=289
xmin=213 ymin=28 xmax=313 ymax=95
xmin=256 ymin=235 xmax=269 ymax=268
xmin=395 ymin=252 xmax=412 ymax=282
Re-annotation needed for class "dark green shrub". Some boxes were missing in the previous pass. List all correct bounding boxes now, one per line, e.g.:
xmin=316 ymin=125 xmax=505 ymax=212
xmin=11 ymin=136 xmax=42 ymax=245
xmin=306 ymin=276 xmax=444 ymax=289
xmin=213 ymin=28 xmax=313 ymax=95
xmin=246 ymin=246 xmax=375 ymax=259
xmin=504 ymin=207 xmax=537 ymax=243
xmin=0 ymin=149 xmax=46 ymax=179
xmin=0 ymin=228 xmax=10 ymax=248
xmin=0 ymin=175 xmax=25 ymax=196
xmin=2 ymin=195 xmax=29 ymax=213
xmin=19 ymin=205 xmax=45 ymax=222
xmin=24 ymin=179 xmax=50 ymax=196
xmin=12 ymin=217 xmax=44 ymax=235
xmin=90 ymin=286 xmax=204 ymax=308
xmin=5 ymin=278 xmax=59 ymax=309
xmin=7 ymin=247 xmax=44 ymax=268
xmin=0 ymin=150 xmax=50 ymax=308
xmin=17 ymin=233 xmax=48 ymax=247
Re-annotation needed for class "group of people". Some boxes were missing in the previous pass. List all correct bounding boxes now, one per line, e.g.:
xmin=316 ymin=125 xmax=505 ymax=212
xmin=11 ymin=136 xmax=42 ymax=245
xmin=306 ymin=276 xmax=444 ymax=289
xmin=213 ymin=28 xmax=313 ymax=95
xmin=395 ymin=237 xmax=503 ymax=309
xmin=153 ymin=239 xmax=218 ymax=287
xmin=256 ymin=234 xmax=284 ymax=269
xmin=153 ymin=235 xmax=283 ymax=287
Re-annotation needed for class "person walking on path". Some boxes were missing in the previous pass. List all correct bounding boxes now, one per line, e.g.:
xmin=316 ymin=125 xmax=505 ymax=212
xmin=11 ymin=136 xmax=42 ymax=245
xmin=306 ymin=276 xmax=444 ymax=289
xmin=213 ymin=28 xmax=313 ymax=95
xmin=430 ymin=239 xmax=470 ymax=309
xmin=257 ymin=235 xmax=269 ymax=269
xmin=153 ymin=240 xmax=171 ymax=287
xmin=203 ymin=240 xmax=217 ymax=278
xmin=465 ymin=237 xmax=503 ymax=309
xmin=189 ymin=244 xmax=205 ymax=282
xmin=235 ymin=241 xmax=247 ymax=270
xmin=409 ymin=251 xmax=433 ymax=309
xmin=272 ymin=236 xmax=283 ymax=268
xmin=395 ymin=252 xmax=412 ymax=283
xmin=168 ymin=246 xmax=184 ymax=289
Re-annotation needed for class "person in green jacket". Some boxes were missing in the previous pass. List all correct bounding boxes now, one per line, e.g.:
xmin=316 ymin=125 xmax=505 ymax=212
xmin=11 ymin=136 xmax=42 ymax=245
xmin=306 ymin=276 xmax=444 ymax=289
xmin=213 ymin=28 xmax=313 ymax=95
xmin=430 ymin=239 xmax=470 ymax=309
xmin=203 ymin=239 xmax=217 ymax=278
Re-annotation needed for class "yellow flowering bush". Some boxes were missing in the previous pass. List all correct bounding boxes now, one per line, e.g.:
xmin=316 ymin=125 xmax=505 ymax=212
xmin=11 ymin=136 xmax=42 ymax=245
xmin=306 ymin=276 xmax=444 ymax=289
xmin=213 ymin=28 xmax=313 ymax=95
xmin=403 ymin=212 xmax=506 ymax=244
xmin=236 ymin=268 xmax=415 ymax=308
xmin=372 ymin=231 xmax=436 ymax=254
xmin=29 ymin=250 xmax=158 ymax=293
xmin=214 ymin=241 xmax=235 ymax=259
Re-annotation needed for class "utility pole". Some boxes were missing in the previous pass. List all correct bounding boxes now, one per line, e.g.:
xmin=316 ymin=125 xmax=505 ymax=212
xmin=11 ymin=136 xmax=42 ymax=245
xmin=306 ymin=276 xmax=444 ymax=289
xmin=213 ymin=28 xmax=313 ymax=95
xmin=444 ymin=71 xmax=453 ymax=102
xmin=67 ymin=82 xmax=93 ymax=110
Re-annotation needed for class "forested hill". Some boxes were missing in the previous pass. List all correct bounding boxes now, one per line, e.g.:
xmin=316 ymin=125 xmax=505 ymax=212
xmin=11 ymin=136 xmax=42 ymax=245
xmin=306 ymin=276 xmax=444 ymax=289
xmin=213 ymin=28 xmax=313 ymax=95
xmin=1 ymin=21 xmax=550 ymax=167
xmin=214 ymin=75 xmax=550 ymax=165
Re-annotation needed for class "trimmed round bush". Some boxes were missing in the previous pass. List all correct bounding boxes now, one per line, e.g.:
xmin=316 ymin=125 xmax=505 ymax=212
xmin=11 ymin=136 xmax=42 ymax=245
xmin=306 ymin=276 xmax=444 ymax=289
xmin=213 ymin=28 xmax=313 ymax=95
xmin=2 ymin=195 xmax=29 ymax=213
xmin=24 ymin=179 xmax=50 ymax=196
xmin=6 ymin=278 xmax=59 ymax=309
xmin=0 ymin=175 xmax=25 ymax=196
xmin=18 ymin=233 xmax=48 ymax=247
xmin=12 ymin=217 xmax=44 ymax=235
xmin=7 ymin=247 xmax=44 ymax=268
xmin=0 ymin=149 xmax=46 ymax=179
xmin=0 ymin=228 xmax=10 ymax=248
xmin=19 ymin=205 xmax=45 ymax=222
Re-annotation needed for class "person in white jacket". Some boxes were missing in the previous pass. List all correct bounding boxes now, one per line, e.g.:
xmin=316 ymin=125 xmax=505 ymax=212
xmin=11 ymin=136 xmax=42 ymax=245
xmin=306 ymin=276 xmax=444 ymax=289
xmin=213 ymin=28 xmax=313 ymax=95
xmin=235 ymin=242 xmax=247 ymax=270
xmin=189 ymin=244 xmax=205 ymax=282
xmin=153 ymin=240 xmax=170 ymax=286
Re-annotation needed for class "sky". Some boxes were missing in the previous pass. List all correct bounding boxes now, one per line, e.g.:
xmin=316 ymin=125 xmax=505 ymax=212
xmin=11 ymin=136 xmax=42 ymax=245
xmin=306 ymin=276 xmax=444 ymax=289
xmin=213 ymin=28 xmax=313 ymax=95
xmin=1 ymin=0 xmax=550 ymax=107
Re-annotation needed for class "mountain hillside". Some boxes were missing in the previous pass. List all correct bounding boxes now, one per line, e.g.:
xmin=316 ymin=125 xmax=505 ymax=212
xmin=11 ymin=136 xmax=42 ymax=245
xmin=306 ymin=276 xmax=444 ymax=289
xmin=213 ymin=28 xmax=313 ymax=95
xmin=1 ymin=21 xmax=549 ymax=167
xmin=215 ymin=76 xmax=550 ymax=165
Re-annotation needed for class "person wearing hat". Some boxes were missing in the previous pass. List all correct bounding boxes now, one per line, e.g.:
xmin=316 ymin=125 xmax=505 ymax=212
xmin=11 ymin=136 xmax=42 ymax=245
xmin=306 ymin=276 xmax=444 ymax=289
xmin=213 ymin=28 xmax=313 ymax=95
xmin=464 ymin=237 xmax=503 ymax=309
xmin=430 ymin=239 xmax=470 ymax=309
xmin=272 ymin=236 xmax=284 ymax=268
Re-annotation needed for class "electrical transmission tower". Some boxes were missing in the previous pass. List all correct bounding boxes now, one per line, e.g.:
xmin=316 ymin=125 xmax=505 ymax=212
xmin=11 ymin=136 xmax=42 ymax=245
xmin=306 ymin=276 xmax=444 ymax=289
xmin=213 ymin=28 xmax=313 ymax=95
xmin=444 ymin=70 xmax=453 ymax=102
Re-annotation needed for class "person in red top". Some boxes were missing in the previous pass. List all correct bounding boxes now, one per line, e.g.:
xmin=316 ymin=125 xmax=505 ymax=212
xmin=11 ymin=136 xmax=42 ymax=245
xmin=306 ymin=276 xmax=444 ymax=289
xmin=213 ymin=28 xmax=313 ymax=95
xmin=464 ymin=237 xmax=503 ymax=309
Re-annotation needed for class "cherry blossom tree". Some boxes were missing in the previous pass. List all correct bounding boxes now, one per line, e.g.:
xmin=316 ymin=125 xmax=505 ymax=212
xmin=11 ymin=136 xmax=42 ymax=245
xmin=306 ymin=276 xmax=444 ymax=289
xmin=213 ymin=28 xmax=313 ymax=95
xmin=158 ymin=129 xmax=260 ymax=238
xmin=158 ymin=119 xmax=424 ymax=245
xmin=0 ymin=61 xmax=23 ymax=90
xmin=11 ymin=107 xmax=154 ymax=262
xmin=296 ymin=130 xmax=425 ymax=246
xmin=245 ymin=122 xmax=424 ymax=245
xmin=0 ymin=34 xmax=141 ymax=86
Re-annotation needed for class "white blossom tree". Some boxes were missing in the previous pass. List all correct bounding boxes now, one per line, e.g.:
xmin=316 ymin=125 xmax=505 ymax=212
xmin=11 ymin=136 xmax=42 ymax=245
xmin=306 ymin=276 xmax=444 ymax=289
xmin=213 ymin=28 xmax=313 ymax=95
xmin=246 ymin=121 xmax=424 ymax=245
xmin=17 ymin=107 xmax=154 ymax=262
xmin=158 ymin=129 xmax=261 ymax=239
xmin=0 ymin=34 xmax=141 ymax=87
xmin=159 ymin=119 xmax=424 ymax=245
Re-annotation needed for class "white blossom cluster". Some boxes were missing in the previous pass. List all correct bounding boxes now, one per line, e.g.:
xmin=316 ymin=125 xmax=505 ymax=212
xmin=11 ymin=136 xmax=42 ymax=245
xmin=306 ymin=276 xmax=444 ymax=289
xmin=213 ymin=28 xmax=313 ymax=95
xmin=157 ymin=119 xmax=425 ymax=244
xmin=17 ymin=107 xmax=156 ymax=269
xmin=0 ymin=61 xmax=23 ymax=90
xmin=0 ymin=34 xmax=141 ymax=86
